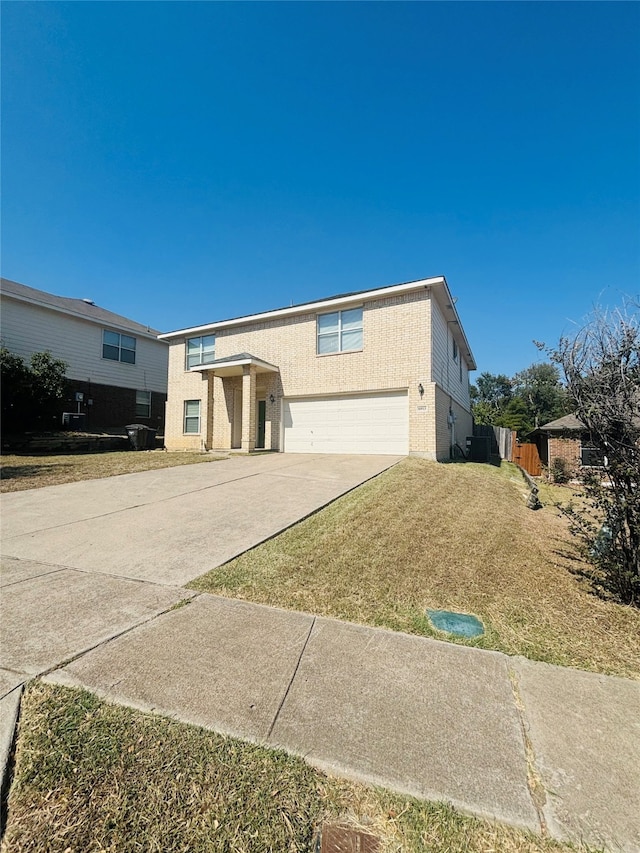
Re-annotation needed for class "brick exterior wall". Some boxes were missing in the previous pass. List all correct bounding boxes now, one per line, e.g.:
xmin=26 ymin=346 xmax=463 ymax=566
xmin=61 ymin=380 xmax=166 ymax=433
xmin=164 ymin=288 xmax=473 ymax=456
xmin=548 ymin=436 xmax=582 ymax=476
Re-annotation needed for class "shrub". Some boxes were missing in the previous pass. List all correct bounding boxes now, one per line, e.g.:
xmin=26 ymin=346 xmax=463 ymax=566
xmin=550 ymin=457 xmax=570 ymax=484
xmin=1 ymin=347 xmax=68 ymax=433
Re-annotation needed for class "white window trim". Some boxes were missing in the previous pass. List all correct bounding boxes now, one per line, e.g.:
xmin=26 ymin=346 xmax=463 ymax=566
xmin=317 ymin=307 xmax=363 ymax=355
xmin=184 ymin=399 xmax=201 ymax=434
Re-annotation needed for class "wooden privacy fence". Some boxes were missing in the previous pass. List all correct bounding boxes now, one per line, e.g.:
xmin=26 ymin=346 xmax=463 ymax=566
xmin=471 ymin=425 xmax=542 ymax=476
xmin=511 ymin=432 xmax=542 ymax=477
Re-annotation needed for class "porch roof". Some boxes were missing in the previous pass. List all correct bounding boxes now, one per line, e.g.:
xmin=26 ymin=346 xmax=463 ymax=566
xmin=189 ymin=352 xmax=279 ymax=377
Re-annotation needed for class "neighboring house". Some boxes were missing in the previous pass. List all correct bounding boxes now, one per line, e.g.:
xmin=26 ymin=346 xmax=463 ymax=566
xmin=532 ymin=413 xmax=605 ymax=474
xmin=159 ymin=276 xmax=476 ymax=460
xmin=0 ymin=278 xmax=168 ymax=432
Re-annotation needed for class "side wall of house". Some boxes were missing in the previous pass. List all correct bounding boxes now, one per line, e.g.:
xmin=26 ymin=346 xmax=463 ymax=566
xmin=1 ymin=296 xmax=169 ymax=431
xmin=0 ymin=297 xmax=168 ymax=392
xmin=429 ymin=297 xmax=471 ymax=411
xmin=60 ymin=379 xmax=166 ymax=432
xmin=426 ymin=298 xmax=473 ymax=460
xmin=548 ymin=436 xmax=582 ymax=475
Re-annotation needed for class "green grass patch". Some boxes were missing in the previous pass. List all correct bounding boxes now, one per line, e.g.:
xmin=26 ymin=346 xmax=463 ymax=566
xmin=189 ymin=458 xmax=640 ymax=679
xmin=2 ymin=682 xmax=597 ymax=853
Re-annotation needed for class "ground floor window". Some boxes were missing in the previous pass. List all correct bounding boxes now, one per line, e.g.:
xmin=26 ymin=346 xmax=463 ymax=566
xmin=184 ymin=399 xmax=201 ymax=434
xmin=135 ymin=390 xmax=151 ymax=418
xmin=581 ymin=445 xmax=606 ymax=467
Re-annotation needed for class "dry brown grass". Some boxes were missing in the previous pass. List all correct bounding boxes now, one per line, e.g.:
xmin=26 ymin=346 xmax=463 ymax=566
xmin=190 ymin=458 xmax=640 ymax=679
xmin=0 ymin=451 xmax=223 ymax=493
xmin=2 ymin=682 xmax=596 ymax=853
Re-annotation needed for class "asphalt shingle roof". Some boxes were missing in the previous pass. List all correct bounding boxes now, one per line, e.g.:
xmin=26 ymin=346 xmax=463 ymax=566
xmin=538 ymin=413 xmax=586 ymax=432
xmin=0 ymin=278 xmax=163 ymax=338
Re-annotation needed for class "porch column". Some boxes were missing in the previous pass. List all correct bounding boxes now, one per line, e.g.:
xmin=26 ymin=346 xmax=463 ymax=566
xmin=241 ymin=364 xmax=257 ymax=452
xmin=205 ymin=372 xmax=215 ymax=450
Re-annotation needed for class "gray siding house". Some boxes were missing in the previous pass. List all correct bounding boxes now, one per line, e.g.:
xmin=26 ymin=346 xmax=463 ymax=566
xmin=0 ymin=278 xmax=168 ymax=432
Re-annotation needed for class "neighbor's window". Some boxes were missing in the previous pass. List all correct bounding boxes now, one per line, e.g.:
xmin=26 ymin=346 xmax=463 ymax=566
xmin=103 ymin=330 xmax=136 ymax=364
xmin=452 ymin=338 xmax=458 ymax=361
xmin=184 ymin=399 xmax=201 ymax=434
xmin=581 ymin=445 xmax=606 ymax=467
xmin=186 ymin=334 xmax=216 ymax=369
xmin=136 ymin=390 xmax=151 ymax=418
xmin=317 ymin=307 xmax=363 ymax=355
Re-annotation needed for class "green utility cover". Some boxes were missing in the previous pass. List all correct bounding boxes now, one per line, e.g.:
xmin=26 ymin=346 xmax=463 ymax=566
xmin=426 ymin=609 xmax=484 ymax=638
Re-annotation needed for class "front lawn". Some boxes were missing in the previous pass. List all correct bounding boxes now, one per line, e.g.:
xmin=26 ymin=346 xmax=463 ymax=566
xmin=0 ymin=451 xmax=223 ymax=493
xmin=1 ymin=682 xmax=594 ymax=853
xmin=190 ymin=458 xmax=640 ymax=679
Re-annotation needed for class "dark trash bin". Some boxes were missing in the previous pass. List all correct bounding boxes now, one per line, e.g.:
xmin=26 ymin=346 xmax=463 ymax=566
xmin=125 ymin=424 xmax=157 ymax=450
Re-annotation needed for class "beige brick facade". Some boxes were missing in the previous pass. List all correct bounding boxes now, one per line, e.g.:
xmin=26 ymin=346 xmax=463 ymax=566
xmin=162 ymin=279 xmax=475 ymax=460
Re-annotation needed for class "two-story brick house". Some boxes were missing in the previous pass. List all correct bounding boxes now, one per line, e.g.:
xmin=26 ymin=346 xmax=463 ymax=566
xmin=160 ymin=276 xmax=476 ymax=460
xmin=0 ymin=278 xmax=169 ymax=432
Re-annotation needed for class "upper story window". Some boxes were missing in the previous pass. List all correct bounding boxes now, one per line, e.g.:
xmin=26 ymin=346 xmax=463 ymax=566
xmin=103 ymin=330 xmax=136 ymax=364
xmin=186 ymin=334 xmax=216 ymax=369
xmin=452 ymin=338 xmax=458 ymax=362
xmin=317 ymin=307 xmax=363 ymax=355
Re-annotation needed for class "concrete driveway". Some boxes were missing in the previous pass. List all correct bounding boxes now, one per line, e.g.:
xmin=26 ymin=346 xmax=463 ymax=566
xmin=1 ymin=453 xmax=399 ymax=683
xmin=1 ymin=453 xmax=400 ymax=585
xmin=1 ymin=453 xmax=400 ymax=791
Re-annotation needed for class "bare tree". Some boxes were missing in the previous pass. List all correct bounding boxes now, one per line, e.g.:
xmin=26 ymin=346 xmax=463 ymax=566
xmin=544 ymin=300 xmax=639 ymax=605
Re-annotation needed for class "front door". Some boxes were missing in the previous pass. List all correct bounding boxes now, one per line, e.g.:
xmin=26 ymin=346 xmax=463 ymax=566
xmin=257 ymin=400 xmax=266 ymax=449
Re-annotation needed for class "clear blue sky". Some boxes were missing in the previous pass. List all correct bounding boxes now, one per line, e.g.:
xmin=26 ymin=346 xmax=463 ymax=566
xmin=2 ymin=1 xmax=639 ymax=378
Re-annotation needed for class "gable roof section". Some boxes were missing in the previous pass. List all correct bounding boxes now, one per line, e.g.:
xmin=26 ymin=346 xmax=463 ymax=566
xmin=159 ymin=275 xmax=477 ymax=370
xmin=0 ymin=278 xmax=164 ymax=341
xmin=538 ymin=413 xmax=586 ymax=432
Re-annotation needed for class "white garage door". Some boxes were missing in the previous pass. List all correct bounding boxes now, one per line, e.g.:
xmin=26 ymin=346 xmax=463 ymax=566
xmin=283 ymin=391 xmax=408 ymax=455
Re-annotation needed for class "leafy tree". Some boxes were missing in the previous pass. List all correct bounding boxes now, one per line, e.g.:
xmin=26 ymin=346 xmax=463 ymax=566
xmin=470 ymin=372 xmax=512 ymax=425
xmin=543 ymin=301 xmax=639 ymax=606
xmin=471 ymin=364 xmax=568 ymax=437
xmin=29 ymin=351 xmax=68 ymax=414
xmin=1 ymin=347 xmax=68 ymax=432
xmin=511 ymin=362 xmax=568 ymax=429
xmin=499 ymin=397 xmax=533 ymax=435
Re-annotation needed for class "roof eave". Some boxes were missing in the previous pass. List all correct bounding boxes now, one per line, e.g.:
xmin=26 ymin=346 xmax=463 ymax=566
xmin=158 ymin=276 xmax=446 ymax=340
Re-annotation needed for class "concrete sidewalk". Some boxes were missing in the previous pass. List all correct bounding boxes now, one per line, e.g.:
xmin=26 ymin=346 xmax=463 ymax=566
xmin=43 ymin=594 xmax=639 ymax=853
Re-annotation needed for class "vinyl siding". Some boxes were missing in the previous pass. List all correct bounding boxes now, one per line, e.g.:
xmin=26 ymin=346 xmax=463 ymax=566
xmin=429 ymin=297 xmax=471 ymax=411
xmin=0 ymin=297 xmax=168 ymax=393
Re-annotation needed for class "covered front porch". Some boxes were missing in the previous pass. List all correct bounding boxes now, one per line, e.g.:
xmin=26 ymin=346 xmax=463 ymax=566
xmin=190 ymin=353 xmax=281 ymax=452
